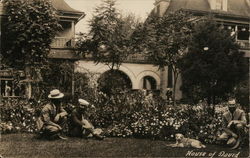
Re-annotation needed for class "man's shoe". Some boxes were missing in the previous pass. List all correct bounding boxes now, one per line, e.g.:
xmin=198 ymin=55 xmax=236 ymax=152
xmin=94 ymin=135 xmax=104 ymax=140
xmin=87 ymin=133 xmax=93 ymax=138
xmin=58 ymin=135 xmax=68 ymax=140
xmin=231 ymin=138 xmax=241 ymax=149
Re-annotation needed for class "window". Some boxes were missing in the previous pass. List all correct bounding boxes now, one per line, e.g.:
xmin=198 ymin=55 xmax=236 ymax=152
xmin=0 ymin=70 xmax=26 ymax=97
xmin=0 ymin=78 xmax=26 ymax=97
xmin=237 ymin=26 xmax=249 ymax=41
xmin=142 ymin=76 xmax=157 ymax=90
xmin=215 ymin=0 xmax=223 ymax=10
xmin=156 ymin=5 xmax=160 ymax=16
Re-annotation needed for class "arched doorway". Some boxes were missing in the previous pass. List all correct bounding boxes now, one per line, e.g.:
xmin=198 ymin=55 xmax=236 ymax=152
xmin=98 ymin=70 xmax=132 ymax=95
xmin=141 ymin=76 xmax=157 ymax=90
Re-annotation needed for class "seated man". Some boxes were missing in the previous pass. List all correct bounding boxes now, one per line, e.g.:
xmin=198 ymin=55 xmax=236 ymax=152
xmin=68 ymin=99 xmax=104 ymax=140
xmin=37 ymin=89 xmax=68 ymax=140
xmin=218 ymin=99 xmax=247 ymax=149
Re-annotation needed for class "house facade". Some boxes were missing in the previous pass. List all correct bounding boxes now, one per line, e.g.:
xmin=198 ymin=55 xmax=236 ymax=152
xmin=1 ymin=0 xmax=249 ymax=100
xmin=154 ymin=0 xmax=250 ymax=57
xmin=75 ymin=0 xmax=250 ymax=100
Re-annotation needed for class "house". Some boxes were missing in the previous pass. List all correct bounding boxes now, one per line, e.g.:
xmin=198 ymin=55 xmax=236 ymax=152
xmin=0 ymin=0 xmax=85 ymax=99
xmin=1 ymin=0 xmax=249 ymax=100
xmin=75 ymin=0 xmax=249 ymax=100
xmin=154 ymin=0 xmax=249 ymax=57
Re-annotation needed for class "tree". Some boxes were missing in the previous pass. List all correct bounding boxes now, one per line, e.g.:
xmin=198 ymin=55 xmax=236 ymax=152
xmin=2 ymin=0 xmax=61 ymax=72
xmin=76 ymin=0 xmax=136 ymax=70
xmin=180 ymin=18 xmax=247 ymax=105
xmin=76 ymin=0 xmax=142 ymax=94
xmin=137 ymin=11 xmax=192 ymax=104
xmin=1 ymin=0 xmax=61 ymax=99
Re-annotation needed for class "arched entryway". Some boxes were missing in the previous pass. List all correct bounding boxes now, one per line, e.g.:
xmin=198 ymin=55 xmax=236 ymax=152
xmin=98 ymin=70 xmax=132 ymax=94
xmin=140 ymin=76 xmax=157 ymax=90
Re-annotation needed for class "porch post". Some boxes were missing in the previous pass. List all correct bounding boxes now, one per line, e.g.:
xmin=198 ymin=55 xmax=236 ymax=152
xmin=71 ymin=21 xmax=75 ymax=46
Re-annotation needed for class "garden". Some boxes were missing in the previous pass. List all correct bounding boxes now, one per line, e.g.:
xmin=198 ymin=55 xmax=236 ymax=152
xmin=0 ymin=60 xmax=249 ymax=157
xmin=1 ymin=91 xmax=249 ymax=143
xmin=0 ymin=0 xmax=249 ymax=157
xmin=0 ymin=87 xmax=249 ymax=157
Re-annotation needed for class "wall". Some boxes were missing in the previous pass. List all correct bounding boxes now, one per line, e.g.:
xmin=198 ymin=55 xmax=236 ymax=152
xmin=75 ymin=60 xmax=183 ymax=100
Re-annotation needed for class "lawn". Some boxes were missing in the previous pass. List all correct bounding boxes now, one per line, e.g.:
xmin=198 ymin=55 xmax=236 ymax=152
xmin=0 ymin=134 xmax=249 ymax=158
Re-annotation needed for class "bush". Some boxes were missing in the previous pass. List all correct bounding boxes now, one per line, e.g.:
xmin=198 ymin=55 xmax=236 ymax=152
xmin=85 ymin=89 xmax=228 ymax=144
xmin=0 ymin=98 xmax=44 ymax=133
xmin=236 ymin=79 xmax=249 ymax=112
xmin=1 ymin=87 xmax=248 ymax=145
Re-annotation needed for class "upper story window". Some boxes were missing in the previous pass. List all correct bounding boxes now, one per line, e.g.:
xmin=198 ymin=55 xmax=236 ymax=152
xmin=154 ymin=4 xmax=161 ymax=16
xmin=157 ymin=5 xmax=161 ymax=16
xmin=215 ymin=0 xmax=223 ymax=10
xmin=211 ymin=0 xmax=227 ymax=11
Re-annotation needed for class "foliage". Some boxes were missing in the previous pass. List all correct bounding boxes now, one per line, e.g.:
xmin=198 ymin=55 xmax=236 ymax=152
xmin=1 ymin=71 xmax=248 ymax=145
xmin=74 ymin=71 xmax=99 ymax=103
xmin=235 ymin=78 xmax=249 ymax=111
xmin=1 ymin=93 xmax=249 ymax=145
xmin=0 ymin=98 xmax=44 ymax=133
xmin=180 ymin=18 xmax=248 ymax=105
xmin=134 ymin=11 xmax=193 ymax=104
xmin=2 ymin=0 xmax=61 ymax=68
xmin=97 ymin=70 xmax=132 ymax=95
xmin=41 ymin=60 xmax=74 ymax=96
xmin=76 ymin=0 xmax=138 ymax=70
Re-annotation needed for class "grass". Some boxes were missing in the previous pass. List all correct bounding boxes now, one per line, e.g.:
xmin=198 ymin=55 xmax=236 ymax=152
xmin=0 ymin=134 xmax=249 ymax=158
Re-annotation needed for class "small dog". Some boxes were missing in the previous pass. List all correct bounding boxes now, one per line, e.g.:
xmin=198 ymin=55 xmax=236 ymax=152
xmin=166 ymin=133 xmax=206 ymax=149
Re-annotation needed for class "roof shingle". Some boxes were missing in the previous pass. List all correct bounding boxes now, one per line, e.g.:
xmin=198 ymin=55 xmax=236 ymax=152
xmin=51 ymin=0 xmax=83 ymax=13
xmin=165 ymin=0 xmax=250 ymax=18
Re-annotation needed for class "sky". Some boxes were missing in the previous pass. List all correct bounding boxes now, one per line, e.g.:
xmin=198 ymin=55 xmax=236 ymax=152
xmin=64 ymin=0 xmax=155 ymax=33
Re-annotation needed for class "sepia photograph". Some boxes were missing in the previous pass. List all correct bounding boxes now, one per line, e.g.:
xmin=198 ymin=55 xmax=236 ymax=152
xmin=0 ymin=0 xmax=249 ymax=157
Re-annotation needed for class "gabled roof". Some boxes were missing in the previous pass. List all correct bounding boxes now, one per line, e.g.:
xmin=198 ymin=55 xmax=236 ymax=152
xmin=51 ymin=0 xmax=83 ymax=14
xmin=51 ymin=0 xmax=85 ymax=22
xmin=165 ymin=0 xmax=250 ymax=18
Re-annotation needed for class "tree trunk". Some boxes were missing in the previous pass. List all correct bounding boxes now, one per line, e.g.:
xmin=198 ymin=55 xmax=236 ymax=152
xmin=72 ymin=71 xmax=75 ymax=99
xmin=172 ymin=70 xmax=179 ymax=106
xmin=24 ymin=66 xmax=32 ymax=99
xmin=207 ymin=95 xmax=211 ymax=106
xmin=160 ymin=67 xmax=167 ymax=99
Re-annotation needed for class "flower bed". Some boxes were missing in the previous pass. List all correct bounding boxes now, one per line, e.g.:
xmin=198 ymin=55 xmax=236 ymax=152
xmin=0 ymin=94 xmax=247 ymax=145
xmin=0 ymin=98 xmax=43 ymax=133
xmin=87 ymin=90 xmax=229 ymax=144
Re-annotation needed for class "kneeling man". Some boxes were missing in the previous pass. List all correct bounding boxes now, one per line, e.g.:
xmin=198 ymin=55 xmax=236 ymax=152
xmin=68 ymin=99 xmax=104 ymax=140
xmin=37 ymin=89 xmax=68 ymax=140
xmin=218 ymin=99 xmax=247 ymax=149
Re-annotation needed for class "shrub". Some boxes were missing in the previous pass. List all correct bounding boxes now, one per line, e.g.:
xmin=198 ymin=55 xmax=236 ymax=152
xmin=0 ymin=98 xmax=43 ymax=133
xmin=1 ymin=90 xmax=248 ymax=145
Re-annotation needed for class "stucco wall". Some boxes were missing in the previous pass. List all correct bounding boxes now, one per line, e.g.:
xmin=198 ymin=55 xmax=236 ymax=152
xmin=74 ymin=60 xmax=182 ymax=100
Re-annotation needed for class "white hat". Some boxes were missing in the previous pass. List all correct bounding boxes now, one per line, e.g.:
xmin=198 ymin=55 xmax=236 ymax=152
xmin=48 ymin=89 xmax=64 ymax=99
xmin=78 ymin=99 xmax=90 ymax=107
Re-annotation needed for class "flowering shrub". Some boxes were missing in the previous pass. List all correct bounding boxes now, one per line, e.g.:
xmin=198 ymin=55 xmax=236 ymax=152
xmin=1 ymin=90 xmax=248 ymax=145
xmin=0 ymin=98 xmax=43 ymax=133
xmin=86 ymin=89 xmax=228 ymax=144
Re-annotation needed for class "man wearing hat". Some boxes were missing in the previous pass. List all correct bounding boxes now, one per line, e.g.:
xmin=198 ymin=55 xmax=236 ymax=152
xmin=218 ymin=99 xmax=247 ymax=149
xmin=38 ymin=89 xmax=68 ymax=140
xmin=68 ymin=99 xmax=104 ymax=140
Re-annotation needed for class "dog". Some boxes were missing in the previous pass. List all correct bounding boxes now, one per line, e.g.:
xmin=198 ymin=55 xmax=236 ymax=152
xmin=166 ymin=133 xmax=206 ymax=149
